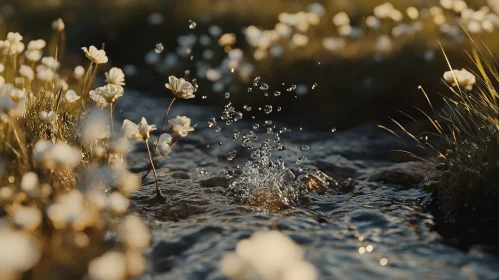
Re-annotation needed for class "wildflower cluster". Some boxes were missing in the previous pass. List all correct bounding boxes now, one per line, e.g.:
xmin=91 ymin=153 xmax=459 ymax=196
xmin=0 ymin=21 xmax=160 ymax=279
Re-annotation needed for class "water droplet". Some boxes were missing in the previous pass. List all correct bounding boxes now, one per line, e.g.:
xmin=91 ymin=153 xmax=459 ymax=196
xmin=300 ymin=145 xmax=310 ymax=151
xmin=225 ymin=92 xmax=230 ymax=98
xmin=189 ymin=20 xmax=197 ymax=29
xmin=260 ymin=83 xmax=269 ymax=90
xmin=287 ymin=85 xmax=297 ymax=91
xmin=312 ymin=83 xmax=318 ymax=89
xmin=295 ymin=156 xmax=307 ymax=164
xmin=264 ymin=105 xmax=272 ymax=114
xmin=202 ymin=96 xmax=207 ymax=99
xmin=264 ymin=120 xmax=272 ymax=125
xmin=227 ymin=150 xmax=237 ymax=161
xmin=244 ymin=105 xmax=252 ymax=111
xmin=331 ymin=127 xmax=337 ymax=132
xmin=274 ymin=91 xmax=281 ymax=97
xmin=185 ymin=70 xmax=191 ymax=75
xmin=267 ymin=127 xmax=273 ymax=134
xmin=277 ymin=107 xmax=282 ymax=111
xmin=218 ymin=142 xmax=223 ymax=146
xmin=253 ymin=76 xmax=260 ymax=87
xmin=208 ymin=118 xmax=217 ymax=128
xmin=253 ymin=124 xmax=259 ymax=130
xmin=155 ymin=43 xmax=164 ymax=54
xmin=215 ymin=126 xmax=222 ymax=132
xmin=247 ymin=88 xmax=253 ymax=92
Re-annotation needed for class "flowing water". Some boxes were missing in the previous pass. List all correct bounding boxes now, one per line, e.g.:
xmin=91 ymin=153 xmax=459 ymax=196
xmin=117 ymin=90 xmax=499 ymax=280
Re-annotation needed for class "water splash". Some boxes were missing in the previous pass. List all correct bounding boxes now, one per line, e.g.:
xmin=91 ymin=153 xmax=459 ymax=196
xmin=227 ymin=157 xmax=299 ymax=210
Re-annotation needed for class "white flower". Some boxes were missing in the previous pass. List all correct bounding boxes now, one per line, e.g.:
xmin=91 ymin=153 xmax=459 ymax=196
xmin=0 ymin=76 xmax=3 ymax=88
xmin=333 ymin=12 xmax=350 ymax=26
xmin=218 ymin=33 xmax=236 ymax=46
xmin=27 ymin=39 xmax=46 ymax=50
xmin=168 ymin=116 xmax=194 ymax=137
xmin=165 ymin=75 xmax=195 ymax=99
xmin=80 ymin=109 xmax=110 ymax=145
xmin=41 ymin=56 xmax=60 ymax=69
xmin=126 ymin=251 xmax=147 ymax=277
xmin=36 ymin=65 xmax=55 ymax=82
xmin=0 ymin=94 xmax=25 ymax=118
xmin=12 ymin=206 xmax=42 ymax=231
xmin=51 ymin=142 xmax=81 ymax=168
xmin=74 ymin=65 xmax=85 ymax=80
xmin=121 ymin=119 xmax=140 ymax=139
xmin=25 ymin=50 xmax=42 ymax=62
xmin=39 ymin=111 xmax=57 ymax=123
xmin=20 ymin=172 xmax=39 ymax=197
xmin=90 ymin=84 xmax=124 ymax=108
xmin=106 ymin=192 xmax=130 ymax=215
xmin=443 ymin=68 xmax=476 ymax=90
xmin=157 ymin=133 xmax=172 ymax=157
xmin=292 ymin=34 xmax=309 ymax=47
xmin=0 ymin=32 xmax=25 ymax=55
xmin=137 ymin=117 xmax=156 ymax=140
xmin=88 ymin=251 xmax=127 ymax=280
xmin=374 ymin=3 xmax=394 ymax=19
xmin=65 ymin=90 xmax=80 ymax=103
xmin=82 ymin=46 xmax=108 ymax=64
xmin=0 ymin=229 xmax=41 ymax=274
xmin=119 ymin=215 xmax=151 ymax=250
xmin=46 ymin=189 xmax=92 ymax=230
xmin=220 ymin=231 xmax=317 ymax=280
xmin=56 ymin=79 xmax=68 ymax=91
xmin=105 ymin=67 xmax=125 ymax=86
xmin=52 ymin=18 xmax=65 ymax=31
xmin=19 ymin=65 xmax=34 ymax=80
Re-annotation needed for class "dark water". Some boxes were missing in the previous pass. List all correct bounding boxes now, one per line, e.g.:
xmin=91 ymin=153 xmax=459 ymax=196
xmin=116 ymin=90 xmax=499 ymax=280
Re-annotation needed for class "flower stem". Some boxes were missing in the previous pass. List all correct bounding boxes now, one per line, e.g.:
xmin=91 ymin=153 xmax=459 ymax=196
xmin=82 ymin=62 xmax=94 ymax=98
xmin=142 ymin=98 xmax=176 ymax=179
xmin=145 ymin=140 xmax=161 ymax=195
xmin=110 ymin=102 xmax=114 ymax=135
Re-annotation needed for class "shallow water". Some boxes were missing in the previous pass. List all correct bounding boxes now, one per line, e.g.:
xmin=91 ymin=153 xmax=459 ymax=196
xmin=117 ymin=90 xmax=499 ymax=280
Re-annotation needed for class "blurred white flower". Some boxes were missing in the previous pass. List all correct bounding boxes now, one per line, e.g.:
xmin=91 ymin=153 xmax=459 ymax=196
xmin=220 ymin=231 xmax=317 ymax=280
xmin=33 ymin=140 xmax=53 ymax=164
xmin=27 ymin=39 xmax=46 ymax=50
xmin=218 ymin=33 xmax=236 ymax=46
xmin=65 ymin=90 xmax=80 ymax=103
xmin=51 ymin=142 xmax=81 ymax=168
xmin=0 ymin=76 xmax=4 ymax=88
xmin=407 ymin=7 xmax=420 ymax=20
xmin=165 ymin=75 xmax=195 ymax=99
xmin=291 ymin=34 xmax=309 ymax=47
xmin=8 ymin=87 xmax=25 ymax=102
xmin=206 ymin=69 xmax=221 ymax=81
xmin=307 ymin=3 xmax=326 ymax=16
xmin=390 ymin=9 xmax=404 ymax=22
xmin=36 ymin=65 xmax=55 ymax=82
xmin=275 ymin=23 xmax=292 ymax=39
xmin=82 ymin=45 xmax=108 ymax=64
xmin=47 ymin=189 xmax=95 ymax=230
xmin=74 ymin=65 xmax=85 ymax=80
xmin=0 ymin=229 xmax=41 ymax=274
xmin=107 ymin=192 xmax=130 ymax=215
xmin=0 ymin=63 xmax=4 ymax=73
xmin=80 ymin=109 xmax=110 ymax=145
xmin=443 ymin=68 xmax=476 ymax=90
xmin=376 ymin=35 xmax=393 ymax=52
xmin=20 ymin=172 xmax=39 ymax=197
xmin=39 ymin=111 xmax=57 ymax=123
xmin=373 ymin=3 xmax=394 ymax=19
xmin=147 ymin=12 xmax=164 ymax=25
xmin=323 ymin=37 xmax=345 ymax=52
xmin=105 ymin=67 xmax=125 ymax=86
xmin=125 ymin=251 xmax=147 ymax=277
xmin=120 ymin=215 xmax=151 ymax=250
xmin=0 ymin=32 xmax=25 ymax=56
xmin=25 ymin=50 xmax=42 ymax=62
xmin=168 ymin=116 xmax=194 ymax=137
xmin=88 ymin=251 xmax=127 ymax=280
xmin=333 ymin=12 xmax=350 ymax=26
xmin=12 ymin=206 xmax=42 ymax=231
xmin=52 ymin=18 xmax=65 ymax=31
xmin=137 ymin=117 xmax=156 ymax=140
xmin=19 ymin=65 xmax=34 ymax=80
xmin=41 ymin=56 xmax=60 ymax=69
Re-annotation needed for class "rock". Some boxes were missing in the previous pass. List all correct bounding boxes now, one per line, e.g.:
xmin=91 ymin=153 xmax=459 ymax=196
xmin=365 ymin=161 xmax=433 ymax=186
